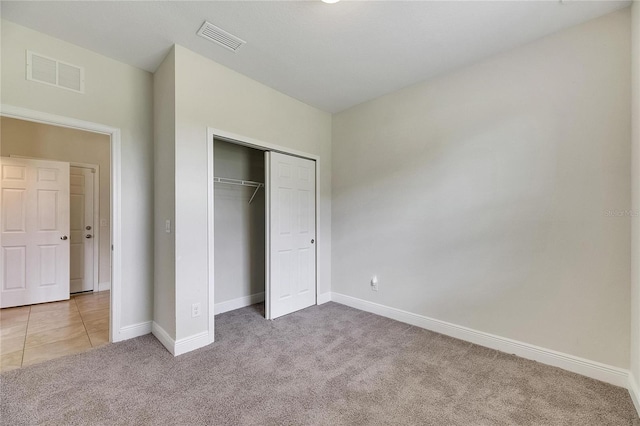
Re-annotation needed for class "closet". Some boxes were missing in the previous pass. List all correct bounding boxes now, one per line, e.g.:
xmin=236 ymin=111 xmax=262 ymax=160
xmin=212 ymin=137 xmax=318 ymax=320
xmin=213 ymin=139 xmax=266 ymax=315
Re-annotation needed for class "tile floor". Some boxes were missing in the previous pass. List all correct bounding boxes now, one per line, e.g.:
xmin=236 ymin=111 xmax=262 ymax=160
xmin=0 ymin=291 xmax=110 ymax=373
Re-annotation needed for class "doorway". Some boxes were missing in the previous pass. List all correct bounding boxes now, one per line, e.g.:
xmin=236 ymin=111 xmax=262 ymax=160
xmin=0 ymin=105 xmax=122 ymax=352
xmin=2 ymin=118 xmax=111 ymax=302
xmin=209 ymin=129 xmax=320 ymax=325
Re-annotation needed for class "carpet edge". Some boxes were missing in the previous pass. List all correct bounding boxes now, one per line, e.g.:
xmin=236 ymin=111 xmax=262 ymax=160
xmin=330 ymin=292 xmax=630 ymax=388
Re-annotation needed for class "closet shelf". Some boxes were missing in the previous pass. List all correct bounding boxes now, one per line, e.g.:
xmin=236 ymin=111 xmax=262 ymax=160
xmin=213 ymin=176 xmax=264 ymax=204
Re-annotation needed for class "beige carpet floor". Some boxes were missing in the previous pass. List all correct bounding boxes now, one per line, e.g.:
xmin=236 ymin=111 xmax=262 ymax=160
xmin=0 ymin=302 xmax=637 ymax=425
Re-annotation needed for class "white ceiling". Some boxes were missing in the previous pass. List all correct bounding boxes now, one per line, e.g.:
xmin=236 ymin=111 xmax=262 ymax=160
xmin=1 ymin=1 xmax=631 ymax=113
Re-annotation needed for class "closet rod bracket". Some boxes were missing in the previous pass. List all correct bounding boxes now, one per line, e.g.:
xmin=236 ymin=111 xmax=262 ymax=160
xmin=213 ymin=176 xmax=264 ymax=204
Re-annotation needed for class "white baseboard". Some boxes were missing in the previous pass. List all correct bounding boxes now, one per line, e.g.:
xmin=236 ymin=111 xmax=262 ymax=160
xmin=118 ymin=321 xmax=151 ymax=340
xmin=629 ymin=372 xmax=640 ymax=417
xmin=317 ymin=292 xmax=331 ymax=305
xmin=152 ymin=321 xmax=176 ymax=355
xmin=175 ymin=331 xmax=214 ymax=356
xmin=97 ymin=282 xmax=111 ymax=292
xmin=215 ymin=292 xmax=265 ymax=315
xmin=330 ymin=292 xmax=629 ymax=388
xmin=151 ymin=321 xmax=214 ymax=356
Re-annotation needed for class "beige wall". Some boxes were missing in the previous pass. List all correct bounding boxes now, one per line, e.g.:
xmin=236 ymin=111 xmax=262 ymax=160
xmin=631 ymin=0 xmax=640 ymax=389
xmin=171 ymin=45 xmax=332 ymax=340
xmin=153 ymin=47 xmax=176 ymax=338
xmin=332 ymin=9 xmax=631 ymax=368
xmin=1 ymin=117 xmax=111 ymax=287
xmin=1 ymin=20 xmax=154 ymax=332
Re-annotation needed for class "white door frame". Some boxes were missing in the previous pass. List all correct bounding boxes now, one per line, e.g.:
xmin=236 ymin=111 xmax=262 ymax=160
xmin=1 ymin=104 xmax=122 ymax=343
xmin=10 ymin=157 xmax=101 ymax=293
xmin=207 ymin=127 xmax=321 ymax=331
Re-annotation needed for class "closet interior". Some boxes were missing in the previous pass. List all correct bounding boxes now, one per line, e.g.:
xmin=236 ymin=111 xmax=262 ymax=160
xmin=213 ymin=138 xmax=266 ymax=316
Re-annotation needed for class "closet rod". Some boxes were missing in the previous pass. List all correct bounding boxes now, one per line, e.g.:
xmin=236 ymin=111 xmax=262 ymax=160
xmin=213 ymin=176 xmax=264 ymax=204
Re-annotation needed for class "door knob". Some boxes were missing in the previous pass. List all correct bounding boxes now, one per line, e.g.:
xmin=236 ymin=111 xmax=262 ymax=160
xmin=86 ymin=235 xmax=93 ymax=239
xmin=311 ymin=239 xmax=315 ymax=244
xmin=60 ymin=235 xmax=68 ymax=240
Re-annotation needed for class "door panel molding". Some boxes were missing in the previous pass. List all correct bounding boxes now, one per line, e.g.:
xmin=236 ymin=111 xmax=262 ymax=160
xmin=1 ymin=157 xmax=70 ymax=307
xmin=267 ymin=151 xmax=316 ymax=319
xmin=69 ymin=166 xmax=95 ymax=293
xmin=12 ymin=157 xmax=101 ymax=294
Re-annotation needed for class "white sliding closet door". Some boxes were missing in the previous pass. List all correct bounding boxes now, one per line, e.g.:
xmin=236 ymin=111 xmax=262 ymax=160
xmin=1 ymin=157 xmax=70 ymax=308
xmin=266 ymin=151 xmax=316 ymax=319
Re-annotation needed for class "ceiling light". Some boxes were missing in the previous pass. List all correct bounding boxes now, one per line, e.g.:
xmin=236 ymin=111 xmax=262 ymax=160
xmin=322 ymin=0 xmax=340 ymax=4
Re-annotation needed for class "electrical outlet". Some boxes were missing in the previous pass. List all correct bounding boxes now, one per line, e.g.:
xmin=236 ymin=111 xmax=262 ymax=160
xmin=371 ymin=275 xmax=378 ymax=291
xmin=192 ymin=303 xmax=201 ymax=317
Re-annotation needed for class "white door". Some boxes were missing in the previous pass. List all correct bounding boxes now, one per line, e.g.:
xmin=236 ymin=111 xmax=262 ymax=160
xmin=266 ymin=151 xmax=316 ymax=319
xmin=70 ymin=167 xmax=94 ymax=293
xmin=1 ymin=157 xmax=70 ymax=308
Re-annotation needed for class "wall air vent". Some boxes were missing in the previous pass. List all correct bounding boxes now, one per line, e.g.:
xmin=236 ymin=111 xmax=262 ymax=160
xmin=197 ymin=21 xmax=246 ymax=52
xmin=26 ymin=51 xmax=85 ymax=93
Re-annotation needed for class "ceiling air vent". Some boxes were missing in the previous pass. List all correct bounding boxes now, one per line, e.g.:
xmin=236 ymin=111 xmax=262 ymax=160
xmin=197 ymin=21 xmax=245 ymax=52
xmin=26 ymin=51 xmax=85 ymax=94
